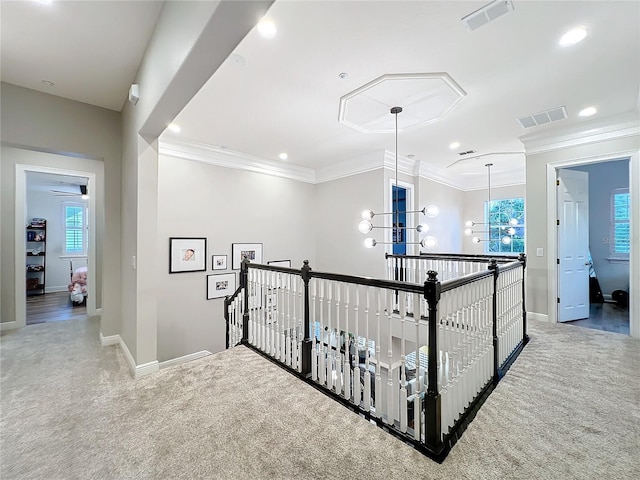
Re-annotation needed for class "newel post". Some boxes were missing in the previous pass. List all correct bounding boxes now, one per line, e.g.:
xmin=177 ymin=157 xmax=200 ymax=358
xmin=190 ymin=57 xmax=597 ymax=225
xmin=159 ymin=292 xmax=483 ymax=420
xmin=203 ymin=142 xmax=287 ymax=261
xmin=424 ymin=270 xmax=442 ymax=449
xmin=241 ymin=257 xmax=250 ymax=344
xmin=301 ymin=260 xmax=313 ymax=376
xmin=224 ymin=296 xmax=230 ymax=349
xmin=518 ymin=253 xmax=529 ymax=343
xmin=488 ymin=259 xmax=499 ymax=383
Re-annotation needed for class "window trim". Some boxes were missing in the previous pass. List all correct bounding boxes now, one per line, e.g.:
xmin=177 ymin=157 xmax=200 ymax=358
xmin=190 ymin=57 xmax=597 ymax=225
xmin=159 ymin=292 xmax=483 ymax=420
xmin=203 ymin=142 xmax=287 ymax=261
xmin=62 ymin=201 xmax=88 ymax=256
xmin=610 ymin=188 xmax=630 ymax=259
xmin=484 ymin=197 xmax=525 ymax=254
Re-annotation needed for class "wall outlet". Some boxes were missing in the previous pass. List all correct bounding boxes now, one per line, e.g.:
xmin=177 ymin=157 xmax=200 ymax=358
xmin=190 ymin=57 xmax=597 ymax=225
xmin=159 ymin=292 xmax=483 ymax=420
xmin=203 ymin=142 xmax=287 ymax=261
xmin=536 ymin=248 xmax=544 ymax=257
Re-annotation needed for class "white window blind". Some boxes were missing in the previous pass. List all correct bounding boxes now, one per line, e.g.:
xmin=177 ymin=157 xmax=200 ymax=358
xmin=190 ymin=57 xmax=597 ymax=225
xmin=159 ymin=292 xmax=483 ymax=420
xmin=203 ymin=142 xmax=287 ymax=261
xmin=611 ymin=189 xmax=630 ymax=257
xmin=64 ymin=203 xmax=87 ymax=255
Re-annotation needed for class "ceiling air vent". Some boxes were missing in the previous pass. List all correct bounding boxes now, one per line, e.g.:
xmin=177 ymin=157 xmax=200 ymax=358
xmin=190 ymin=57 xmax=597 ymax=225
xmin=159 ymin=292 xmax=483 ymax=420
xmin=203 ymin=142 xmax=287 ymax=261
xmin=458 ymin=150 xmax=477 ymax=156
xmin=517 ymin=106 xmax=568 ymax=129
xmin=461 ymin=0 xmax=514 ymax=31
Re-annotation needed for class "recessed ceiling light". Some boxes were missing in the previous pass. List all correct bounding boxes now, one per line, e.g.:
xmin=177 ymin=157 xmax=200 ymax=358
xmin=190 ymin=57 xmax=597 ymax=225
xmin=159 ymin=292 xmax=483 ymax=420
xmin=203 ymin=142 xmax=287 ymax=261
xmin=34 ymin=0 xmax=53 ymax=5
xmin=168 ymin=123 xmax=181 ymax=133
xmin=279 ymin=153 xmax=288 ymax=160
xmin=257 ymin=18 xmax=277 ymax=38
xmin=407 ymin=154 xmax=415 ymax=159
xmin=559 ymin=26 xmax=587 ymax=47
xmin=449 ymin=141 xmax=460 ymax=150
xmin=41 ymin=80 xmax=54 ymax=87
xmin=338 ymin=72 xmax=348 ymax=80
xmin=578 ymin=106 xmax=597 ymax=117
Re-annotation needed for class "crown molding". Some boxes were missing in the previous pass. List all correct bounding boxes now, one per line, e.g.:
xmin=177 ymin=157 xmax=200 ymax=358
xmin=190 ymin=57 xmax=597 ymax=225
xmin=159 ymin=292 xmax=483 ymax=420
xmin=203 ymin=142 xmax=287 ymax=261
xmin=159 ymin=136 xmax=524 ymax=190
xmin=158 ymin=136 xmax=316 ymax=184
xmin=315 ymin=150 xmax=385 ymax=184
xmin=520 ymin=113 xmax=640 ymax=155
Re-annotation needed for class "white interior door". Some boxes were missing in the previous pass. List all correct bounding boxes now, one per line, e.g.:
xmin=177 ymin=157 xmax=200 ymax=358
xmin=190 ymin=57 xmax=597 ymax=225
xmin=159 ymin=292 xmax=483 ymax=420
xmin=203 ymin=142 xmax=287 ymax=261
xmin=557 ymin=169 xmax=590 ymax=322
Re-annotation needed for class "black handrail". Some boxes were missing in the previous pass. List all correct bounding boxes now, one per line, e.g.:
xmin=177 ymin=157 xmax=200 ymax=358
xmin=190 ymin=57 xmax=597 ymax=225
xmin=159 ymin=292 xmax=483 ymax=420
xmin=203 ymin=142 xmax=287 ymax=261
xmin=386 ymin=252 xmax=520 ymax=263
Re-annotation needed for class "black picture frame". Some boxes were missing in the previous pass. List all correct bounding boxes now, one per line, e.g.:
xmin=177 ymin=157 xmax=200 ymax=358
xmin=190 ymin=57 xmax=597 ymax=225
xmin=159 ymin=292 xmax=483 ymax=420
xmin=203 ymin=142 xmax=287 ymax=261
xmin=169 ymin=237 xmax=207 ymax=273
xmin=232 ymin=243 xmax=263 ymax=270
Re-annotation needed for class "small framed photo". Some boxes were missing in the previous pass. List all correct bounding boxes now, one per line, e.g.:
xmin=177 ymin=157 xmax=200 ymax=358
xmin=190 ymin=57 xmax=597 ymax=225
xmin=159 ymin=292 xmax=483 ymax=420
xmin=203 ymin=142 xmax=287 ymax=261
xmin=232 ymin=243 xmax=263 ymax=270
xmin=267 ymin=259 xmax=292 ymax=268
xmin=207 ymin=273 xmax=236 ymax=299
xmin=169 ymin=237 xmax=206 ymax=273
xmin=212 ymin=254 xmax=227 ymax=270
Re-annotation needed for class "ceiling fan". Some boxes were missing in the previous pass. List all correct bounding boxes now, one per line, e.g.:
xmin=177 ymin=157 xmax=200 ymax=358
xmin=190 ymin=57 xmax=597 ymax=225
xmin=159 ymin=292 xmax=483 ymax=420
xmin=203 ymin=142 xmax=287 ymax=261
xmin=51 ymin=185 xmax=88 ymax=198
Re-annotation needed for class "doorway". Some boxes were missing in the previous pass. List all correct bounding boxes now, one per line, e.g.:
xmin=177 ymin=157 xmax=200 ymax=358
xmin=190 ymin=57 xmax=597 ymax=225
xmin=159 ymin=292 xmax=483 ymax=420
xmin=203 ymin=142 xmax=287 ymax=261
xmin=554 ymin=158 xmax=631 ymax=335
xmin=25 ymin=171 xmax=90 ymax=325
xmin=15 ymin=164 xmax=98 ymax=329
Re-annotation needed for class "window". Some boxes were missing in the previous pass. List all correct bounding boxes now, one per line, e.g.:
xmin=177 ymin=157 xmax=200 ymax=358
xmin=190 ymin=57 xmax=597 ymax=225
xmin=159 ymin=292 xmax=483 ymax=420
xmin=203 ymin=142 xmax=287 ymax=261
xmin=486 ymin=198 xmax=525 ymax=253
xmin=63 ymin=203 xmax=87 ymax=256
xmin=611 ymin=189 xmax=630 ymax=257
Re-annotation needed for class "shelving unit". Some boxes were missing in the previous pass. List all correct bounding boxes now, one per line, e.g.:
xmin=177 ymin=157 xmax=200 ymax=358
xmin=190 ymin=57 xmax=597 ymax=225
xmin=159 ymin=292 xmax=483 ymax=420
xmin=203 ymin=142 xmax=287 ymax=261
xmin=26 ymin=220 xmax=46 ymax=296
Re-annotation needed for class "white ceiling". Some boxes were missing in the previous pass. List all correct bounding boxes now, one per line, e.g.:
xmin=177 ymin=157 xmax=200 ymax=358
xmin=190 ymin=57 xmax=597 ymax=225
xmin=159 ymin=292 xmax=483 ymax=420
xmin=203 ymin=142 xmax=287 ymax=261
xmin=2 ymin=1 xmax=639 ymax=189
xmin=0 ymin=0 xmax=163 ymax=111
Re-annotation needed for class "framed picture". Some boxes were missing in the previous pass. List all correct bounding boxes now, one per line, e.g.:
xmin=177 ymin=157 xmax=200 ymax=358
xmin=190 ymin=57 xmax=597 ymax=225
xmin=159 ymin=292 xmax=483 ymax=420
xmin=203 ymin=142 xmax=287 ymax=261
xmin=267 ymin=259 xmax=292 ymax=268
xmin=207 ymin=273 xmax=236 ymax=299
xmin=212 ymin=254 xmax=227 ymax=270
xmin=232 ymin=243 xmax=263 ymax=270
xmin=169 ymin=237 xmax=206 ymax=273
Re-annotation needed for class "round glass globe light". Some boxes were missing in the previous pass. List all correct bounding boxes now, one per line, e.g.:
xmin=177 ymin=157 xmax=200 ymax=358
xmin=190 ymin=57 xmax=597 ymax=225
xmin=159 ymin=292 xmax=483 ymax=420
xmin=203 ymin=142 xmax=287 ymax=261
xmin=509 ymin=218 xmax=518 ymax=226
xmin=502 ymin=236 xmax=512 ymax=245
xmin=507 ymin=227 xmax=516 ymax=236
xmin=416 ymin=223 xmax=429 ymax=233
xmin=364 ymin=238 xmax=377 ymax=248
xmin=425 ymin=205 xmax=439 ymax=218
xmin=465 ymin=220 xmax=474 ymax=228
xmin=358 ymin=220 xmax=373 ymax=234
xmin=361 ymin=210 xmax=374 ymax=220
xmin=421 ymin=236 xmax=437 ymax=249
xmin=464 ymin=228 xmax=473 ymax=236
xmin=472 ymin=236 xmax=481 ymax=244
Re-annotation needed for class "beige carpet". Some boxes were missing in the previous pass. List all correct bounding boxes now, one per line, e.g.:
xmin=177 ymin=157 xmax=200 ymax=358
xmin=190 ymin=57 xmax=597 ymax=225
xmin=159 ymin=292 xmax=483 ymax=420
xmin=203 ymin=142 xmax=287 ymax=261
xmin=1 ymin=316 xmax=639 ymax=479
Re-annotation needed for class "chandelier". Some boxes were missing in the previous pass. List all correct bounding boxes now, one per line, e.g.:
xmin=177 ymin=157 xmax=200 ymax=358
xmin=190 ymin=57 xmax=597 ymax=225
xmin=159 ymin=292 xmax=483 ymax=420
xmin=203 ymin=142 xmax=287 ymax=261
xmin=464 ymin=163 xmax=518 ymax=246
xmin=358 ymin=106 xmax=438 ymax=249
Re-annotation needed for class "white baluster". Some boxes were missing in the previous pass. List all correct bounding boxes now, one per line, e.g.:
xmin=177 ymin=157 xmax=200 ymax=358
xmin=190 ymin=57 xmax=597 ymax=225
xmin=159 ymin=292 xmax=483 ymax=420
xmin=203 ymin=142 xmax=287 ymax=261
xmin=374 ymin=288 xmax=382 ymax=419
xmin=335 ymin=283 xmax=342 ymax=395
xmin=363 ymin=287 xmax=371 ymax=412
xmin=319 ymin=280 xmax=326 ymax=385
xmin=344 ymin=285 xmax=351 ymax=401
xmin=311 ymin=278 xmax=318 ymax=382
xmin=353 ymin=286 xmax=361 ymax=407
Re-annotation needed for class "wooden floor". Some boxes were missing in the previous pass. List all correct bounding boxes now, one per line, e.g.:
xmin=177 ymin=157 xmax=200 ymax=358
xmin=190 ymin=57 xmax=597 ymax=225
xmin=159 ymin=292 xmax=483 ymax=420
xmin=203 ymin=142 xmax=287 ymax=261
xmin=566 ymin=301 xmax=630 ymax=335
xmin=26 ymin=291 xmax=87 ymax=326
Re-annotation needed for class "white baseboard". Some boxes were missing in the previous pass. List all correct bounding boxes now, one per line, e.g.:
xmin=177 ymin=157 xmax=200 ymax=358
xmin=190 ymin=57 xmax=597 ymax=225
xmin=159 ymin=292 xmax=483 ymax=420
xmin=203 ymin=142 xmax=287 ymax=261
xmin=528 ymin=312 xmax=550 ymax=323
xmin=99 ymin=332 xmax=120 ymax=346
xmin=135 ymin=360 xmax=160 ymax=378
xmin=101 ymin=333 xmax=159 ymax=378
xmin=95 ymin=308 xmax=102 ymax=316
xmin=159 ymin=350 xmax=212 ymax=370
xmin=0 ymin=321 xmax=17 ymax=332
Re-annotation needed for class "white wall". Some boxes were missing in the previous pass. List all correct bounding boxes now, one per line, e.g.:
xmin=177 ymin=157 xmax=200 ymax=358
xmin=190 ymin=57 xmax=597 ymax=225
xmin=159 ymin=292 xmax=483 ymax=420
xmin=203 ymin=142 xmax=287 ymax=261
xmin=26 ymin=189 xmax=88 ymax=291
xmin=418 ymin=176 xmax=465 ymax=254
xmin=156 ymin=154 xmax=316 ymax=360
xmin=0 ymin=83 xmax=120 ymax=334
xmin=567 ymin=160 xmax=630 ymax=296
xmin=315 ymin=169 xmax=386 ymax=278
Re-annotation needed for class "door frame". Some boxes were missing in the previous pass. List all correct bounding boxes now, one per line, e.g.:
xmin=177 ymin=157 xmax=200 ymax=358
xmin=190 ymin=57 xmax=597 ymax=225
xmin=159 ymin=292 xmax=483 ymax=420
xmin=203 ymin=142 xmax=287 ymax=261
xmin=387 ymin=178 xmax=415 ymax=255
xmin=15 ymin=164 xmax=98 ymax=327
xmin=546 ymin=150 xmax=638 ymax=337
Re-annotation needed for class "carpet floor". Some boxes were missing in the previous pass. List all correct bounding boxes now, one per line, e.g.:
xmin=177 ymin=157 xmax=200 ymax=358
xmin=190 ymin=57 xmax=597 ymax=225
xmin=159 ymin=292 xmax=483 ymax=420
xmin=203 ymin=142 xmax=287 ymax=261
xmin=1 ymin=317 xmax=638 ymax=479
